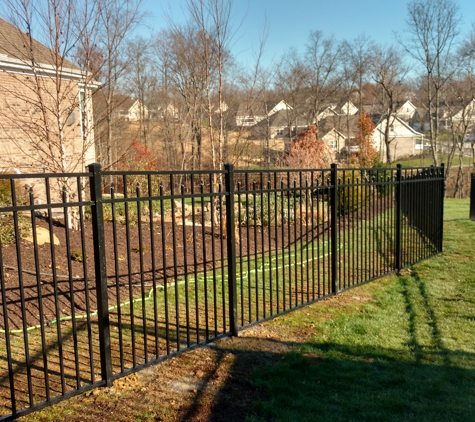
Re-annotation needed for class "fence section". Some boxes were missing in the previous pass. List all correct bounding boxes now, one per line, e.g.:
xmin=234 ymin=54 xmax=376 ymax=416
xmin=0 ymin=163 xmax=444 ymax=420
xmin=399 ymin=166 xmax=445 ymax=267
xmin=232 ymin=167 xmax=334 ymax=326
xmin=97 ymin=167 xmax=234 ymax=378
xmin=0 ymin=171 xmax=101 ymax=419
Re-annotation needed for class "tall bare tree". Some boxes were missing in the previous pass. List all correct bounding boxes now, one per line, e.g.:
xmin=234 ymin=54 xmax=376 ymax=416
xmin=304 ymin=31 xmax=345 ymax=126
xmin=186 ymin=0 xmax=236 ymax=172
xmin=154 ymin=24 xmax=211 ymax=171
xmin=443 ymin=69 xmax=475 ymax=196
xmin=400 ymin=0 xmax=461 ymax=166
xmin=0 ymin=0 xmax=98 ymax=182
xmin=342 ymin=34 xmax=375 ymax=112
xmin=371 ymin=45 xmax=408 ymax=163
xmin=124 ymin=36 xmax=155 ymax=145
xmin=91 ymin=0 xmax=144 ymax=169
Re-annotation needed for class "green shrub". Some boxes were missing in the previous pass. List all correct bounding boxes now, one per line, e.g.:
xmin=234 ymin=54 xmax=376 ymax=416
xmin=236 ymin=194 xmax=297 ymax=226
xmin=336 ymin=171 xmax=372 ymax=216
xmin=0 ymin=172 xmax=31 ymax=244
xmin=70 ymin=249 xmax=86 ymax=262
xmin=369 ymin=161 xmax=395 ymax=198
xmin=0 ymin=214 xmax=31 ymax=245
xmin=132 ymin=245 xmax=148 ymax=254
xmin=0 ymin=180 xmax=11 ymax=206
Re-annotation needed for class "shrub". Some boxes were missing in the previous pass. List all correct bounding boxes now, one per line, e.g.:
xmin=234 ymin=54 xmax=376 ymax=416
xmin=132 ymin=245 xmax=148 ymax=254
xmin=336 ymin=170 xmax=373 ymax=216
xmin=0 ymin=171 xmax=31 ymax=244
xmin=70 ymin=249 xmax=87 ymax=262
xmin=368 ymin=159 xmax=395 ymax=198
xmin=236 ymin=195 xmax=297 ymax=226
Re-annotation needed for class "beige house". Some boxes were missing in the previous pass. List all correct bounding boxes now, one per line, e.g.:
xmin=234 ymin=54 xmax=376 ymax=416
xmin=251 ymin=109 xmax=308 ymax=140
xmin=317 ymin=101 xmax=358 ymax=120
xmin=319 ymin=114 xmax=359 ymax=160
xmin=236 ymin=100 xmax=292 ymax=127
xmin=0 ymin=18 xmax=96 ymax=175
xmin=373 ymin=115 xmax=425 ymax=162
xmin=396 ymin=100 xmax=419 ymax=120
xmin=439 ymin=99 xmax=475 ymax=130
xmin=321 ymin=128 xmax=347 ymax=161
xmin=115 ymin=95 xmax=148 ymax=121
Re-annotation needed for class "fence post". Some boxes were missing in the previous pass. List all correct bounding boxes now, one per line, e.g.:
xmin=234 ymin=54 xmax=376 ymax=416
xmin=395 ymin=164 xmax=402 ymax=272
xmin=439 ymin=163 xmax=445 ymax=252
xmin=470 ymin=172 xmax=475 ymax=221
xmin=224 ymin=163 xmax=238 ymax=336
xmin=88 ymin=163 xmax=113 ymax=387
xmin=330 ymin=163 xmax=339 ymax=294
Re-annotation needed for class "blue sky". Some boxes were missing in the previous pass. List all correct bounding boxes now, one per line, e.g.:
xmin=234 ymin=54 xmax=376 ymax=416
xmin=141 ymin=0 xmax=475 ymax=67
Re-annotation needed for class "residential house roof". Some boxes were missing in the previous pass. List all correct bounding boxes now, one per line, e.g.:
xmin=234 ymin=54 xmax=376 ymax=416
xmin=236 ymin=100 xmax=292 ymax=119
xmin=249 ymin=109 xmax=308 ymax=139
xmin=319 ymin=114 xmax=359 ymax=140
xmin=0 ymin=17 xmax=80 ymax=71
xmin=375 ymin=115 xmax=423 ymax=137
xmin=114 ymin=95 xmax=138 ymax=113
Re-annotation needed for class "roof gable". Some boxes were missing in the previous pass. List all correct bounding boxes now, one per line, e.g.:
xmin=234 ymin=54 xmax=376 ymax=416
xmin=0 ymin=17 xmax=80 ymax=72
xmin=375 ymin=115 xmax=422 ymax=136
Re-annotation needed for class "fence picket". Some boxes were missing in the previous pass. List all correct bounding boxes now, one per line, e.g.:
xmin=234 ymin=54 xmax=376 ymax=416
xmin=0 ymin=163 xmax=445 ymax=420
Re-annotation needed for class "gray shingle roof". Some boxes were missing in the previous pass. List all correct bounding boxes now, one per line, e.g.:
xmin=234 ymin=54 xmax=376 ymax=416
xmin=0 ymin=17 xmax=80 ymax=71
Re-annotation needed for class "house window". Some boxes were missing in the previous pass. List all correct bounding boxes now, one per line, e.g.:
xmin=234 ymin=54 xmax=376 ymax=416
xmin=79 ymin=91 xmax=86 ymax=135
xmin=390 ymin=125 xmax=394 ymax=132
xmin=277 ymin=129 xmax=284 ymax=136
xmin=66 ymin=111 xmax=76 ymax=126
xmin=328 ymin=140 xmax=338 ymax=150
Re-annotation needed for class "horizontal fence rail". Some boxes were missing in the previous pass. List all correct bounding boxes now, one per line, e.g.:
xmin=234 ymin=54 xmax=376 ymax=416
xmin=0 ymin=163 xmax=445 ymax=420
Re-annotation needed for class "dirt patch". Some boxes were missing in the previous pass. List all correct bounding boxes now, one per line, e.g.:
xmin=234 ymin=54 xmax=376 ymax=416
xmin=1 ymin=195 xmax=391 ymax=331
xmin=1 ymin=212 xmax=336 ymax=330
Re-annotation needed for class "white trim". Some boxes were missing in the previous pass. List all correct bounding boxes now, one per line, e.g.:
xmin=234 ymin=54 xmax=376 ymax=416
xmin=376 ymin=115 xmax=422 ymax=137
xmin=0 ymin=56 xmax=101 ymax=87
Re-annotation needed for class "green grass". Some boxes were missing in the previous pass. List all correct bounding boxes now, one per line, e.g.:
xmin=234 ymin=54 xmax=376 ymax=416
xmin=0 ymin=196 xmax=458 ymax=419
xmin=395 ymin=153 xmax=472 ymax=168
xmin=247 ymin=198 xmax=475 ymax=422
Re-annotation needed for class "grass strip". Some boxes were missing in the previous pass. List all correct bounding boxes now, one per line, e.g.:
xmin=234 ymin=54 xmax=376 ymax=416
xmin=247 ymin=198 xmax=475 ymax=422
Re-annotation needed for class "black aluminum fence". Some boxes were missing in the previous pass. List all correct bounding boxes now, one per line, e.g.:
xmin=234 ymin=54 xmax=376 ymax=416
xmin=0 ymin=163 xmax=444 ymax=420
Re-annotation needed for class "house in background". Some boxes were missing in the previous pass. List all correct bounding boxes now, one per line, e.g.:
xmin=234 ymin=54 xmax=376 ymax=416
xmin=321 ymin=128 xmax=347 ymax=162
xmin=438 ymin=99 xmax=475 ymax=130
xmin=317 ymin=101 xmax=358 ymax=120
xmin=319 ymin=113 xmax=358 ymax=160
xmin=396 ymin=100 xmax=419 ymax=121
xmin=373 ymin=115 xmax=425 ymax=162
xmin=115 ymin=95 xmax=148 ymax=121
xmin=235 ymin=100 xmax=292 ymax=127
xmin=251 ymin=109 xmax=308 ymax=140
xmin=0 ymin=17 xmax=96 ymax=174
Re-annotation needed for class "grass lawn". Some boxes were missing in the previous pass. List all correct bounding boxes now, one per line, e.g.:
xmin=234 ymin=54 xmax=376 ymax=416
xmin=20 ymin=198 xmax=475 ymax=422
xmin=395 ymin=153 xmax=472 ymax=168
xmin=247 ymin=198 xmax=475 ymax=422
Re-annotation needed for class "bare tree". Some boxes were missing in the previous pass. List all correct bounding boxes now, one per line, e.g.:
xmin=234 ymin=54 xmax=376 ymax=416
xmin=443 ymin=69 xmax=475 ymax=196
xmin=342 ymin=34 xmax=375 ymax=113
xmin=399 ymin=0 xmax=461 ymax=166
xmin=124 ymin=36 xmax=155 ymax=145
xmin=371 ymin=45 xmax=408 ymax=163
xmin=0 ymin=1 xmax=98 ymax=184
xmin=154 ymin=24 xmax=211 ymax=171
xmin=228 ymin=18 xmax=272 ymax=168
xmin=304 ymin=31 xmax=345 ymax=126
xmin=184 ymin=0 xmax=236 ymax=173
xmin=91 ymin=0 xmax=144 ymax=169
